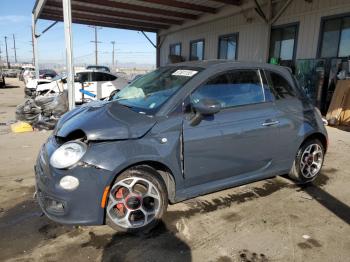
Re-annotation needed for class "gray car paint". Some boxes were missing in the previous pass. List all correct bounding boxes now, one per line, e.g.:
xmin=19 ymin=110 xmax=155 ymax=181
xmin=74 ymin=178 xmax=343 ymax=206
xmin=55 ymin=102 xmax=156 ymax=140
xmin=35 ymin=60 xmax=327 ymax=225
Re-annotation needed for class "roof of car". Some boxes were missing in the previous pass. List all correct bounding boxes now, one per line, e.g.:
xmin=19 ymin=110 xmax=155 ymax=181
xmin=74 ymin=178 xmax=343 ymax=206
xmin=169 ymin=59 xmax=292 ymax=73
xmin=76 ymin=69 xmax=114 ymax=74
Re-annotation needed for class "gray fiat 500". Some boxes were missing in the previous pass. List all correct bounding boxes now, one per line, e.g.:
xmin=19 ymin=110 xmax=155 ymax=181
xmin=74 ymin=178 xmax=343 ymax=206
xmin=35 ymin=61 xmax=327 ymax=232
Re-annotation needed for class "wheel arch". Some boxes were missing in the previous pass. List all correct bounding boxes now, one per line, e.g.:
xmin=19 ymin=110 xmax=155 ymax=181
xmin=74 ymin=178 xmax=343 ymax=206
xmin=301 ymin=132 xmax=328 ymax=152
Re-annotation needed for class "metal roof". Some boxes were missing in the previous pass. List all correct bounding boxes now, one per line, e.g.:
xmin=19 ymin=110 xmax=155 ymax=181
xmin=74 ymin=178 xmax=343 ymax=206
xmin=33 ymin=0 xmax=242 ymax=32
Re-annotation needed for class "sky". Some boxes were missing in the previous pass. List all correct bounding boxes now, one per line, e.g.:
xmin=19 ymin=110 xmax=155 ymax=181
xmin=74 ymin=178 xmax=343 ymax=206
xmin=0 ymin=0 xmax=157 ymax=67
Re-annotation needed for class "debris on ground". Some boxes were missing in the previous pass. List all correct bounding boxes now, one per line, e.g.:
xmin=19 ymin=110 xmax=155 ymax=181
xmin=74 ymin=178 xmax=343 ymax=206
xmin=15 ymin=90 xmax=68 ymax=130
xmin=10 ymin=121 xmax=33 ymax=133
xmin=14 ymin=178 xmax=24 ymax=183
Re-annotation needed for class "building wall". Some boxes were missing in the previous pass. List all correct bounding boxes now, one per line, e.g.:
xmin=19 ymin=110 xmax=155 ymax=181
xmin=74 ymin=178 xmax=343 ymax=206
xmin=159 ymin=0 xmax=350 ymax=66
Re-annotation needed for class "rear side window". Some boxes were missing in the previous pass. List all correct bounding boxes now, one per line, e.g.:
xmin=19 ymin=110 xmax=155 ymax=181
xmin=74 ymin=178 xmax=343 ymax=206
xmin=267 ymin=71 xmax=295 ymax=99
xmin=191 ymin=70 xmax=265 ymax=108
xmin=92 ymin=72 xmax=117 ymax=82
xmin=77 ymin=72 xmax=89 ymax=82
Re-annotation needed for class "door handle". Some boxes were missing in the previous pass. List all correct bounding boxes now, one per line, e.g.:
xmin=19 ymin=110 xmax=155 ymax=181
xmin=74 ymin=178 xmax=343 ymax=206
xmin=262 ymin=120 xmax=280 ymax=126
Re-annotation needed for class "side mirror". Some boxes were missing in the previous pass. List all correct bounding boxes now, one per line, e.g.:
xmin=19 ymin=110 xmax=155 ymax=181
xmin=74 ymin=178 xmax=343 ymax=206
xmin=190 ymin=98 xmax=221 ymax=126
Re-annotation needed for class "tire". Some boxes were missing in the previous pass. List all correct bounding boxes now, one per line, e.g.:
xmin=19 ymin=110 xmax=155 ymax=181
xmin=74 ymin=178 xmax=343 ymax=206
xmin=106 ymin=166 xmax=168 ymax=233
xmin=289 ymin=139 xmax=325 ymax=184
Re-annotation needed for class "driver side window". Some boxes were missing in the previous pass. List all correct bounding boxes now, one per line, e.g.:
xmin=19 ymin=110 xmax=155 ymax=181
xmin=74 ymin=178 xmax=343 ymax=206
xmin=191 ymin=70 xmax=265 ymax=109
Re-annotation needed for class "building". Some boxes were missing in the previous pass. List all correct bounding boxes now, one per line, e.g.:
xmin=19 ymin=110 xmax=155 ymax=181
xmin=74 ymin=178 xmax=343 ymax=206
xmin=33 ymin=0 xmax=350 ymax=110
xmin=159 ymin=0 xmax=350 ymax=67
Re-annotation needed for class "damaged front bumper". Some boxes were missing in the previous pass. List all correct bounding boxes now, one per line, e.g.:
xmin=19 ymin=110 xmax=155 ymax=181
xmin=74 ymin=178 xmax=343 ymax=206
xmin=34 ymin=136 xmax=114 ymax=225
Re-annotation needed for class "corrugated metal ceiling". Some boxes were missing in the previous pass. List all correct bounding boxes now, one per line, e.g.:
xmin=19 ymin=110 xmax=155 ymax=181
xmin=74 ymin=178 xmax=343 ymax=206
xmin=36 ymin=0 xmax=242 ymax=32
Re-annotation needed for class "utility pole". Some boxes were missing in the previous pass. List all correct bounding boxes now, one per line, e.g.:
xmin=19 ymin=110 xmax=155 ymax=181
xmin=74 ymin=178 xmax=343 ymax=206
xmin=12 ymin=34 xmax=17 ymax=63
xmin=31 ymin=26 xmax=35 ymax=65
xmin=4 ymin=36 xmax=10 ymax=68
xmin=111 ymin=41 xmax=115 ymax=69
xmin=89 ymin=26 xmax=101 ymax=65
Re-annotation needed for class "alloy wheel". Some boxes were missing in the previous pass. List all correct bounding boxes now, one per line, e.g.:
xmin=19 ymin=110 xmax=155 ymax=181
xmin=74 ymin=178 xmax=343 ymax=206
xmin=107 ymin=177 xmax=161 ymax=229
xmin=300 ymin=143 xmax=324 ymax=179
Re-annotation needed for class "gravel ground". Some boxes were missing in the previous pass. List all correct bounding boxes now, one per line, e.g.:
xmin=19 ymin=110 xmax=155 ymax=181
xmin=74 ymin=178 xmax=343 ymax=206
xmin=0 ymin=78 xmax=349 ymax=262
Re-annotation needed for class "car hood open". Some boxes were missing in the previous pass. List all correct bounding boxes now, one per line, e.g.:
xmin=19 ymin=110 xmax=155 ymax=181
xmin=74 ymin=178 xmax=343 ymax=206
xmin=54 ymin=101 xmax=156 ymax=141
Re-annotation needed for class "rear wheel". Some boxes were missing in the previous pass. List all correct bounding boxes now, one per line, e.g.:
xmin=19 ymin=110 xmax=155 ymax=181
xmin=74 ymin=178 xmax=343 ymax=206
xmin=289 ymin=139 xmax=325 ymax=184
xmin=106 ymin=167 xmax=168 ymax=233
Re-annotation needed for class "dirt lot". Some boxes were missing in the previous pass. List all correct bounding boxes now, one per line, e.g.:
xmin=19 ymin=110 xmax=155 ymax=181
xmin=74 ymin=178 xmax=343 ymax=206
xmin=0 ymin=78 xmax=349 ymax=262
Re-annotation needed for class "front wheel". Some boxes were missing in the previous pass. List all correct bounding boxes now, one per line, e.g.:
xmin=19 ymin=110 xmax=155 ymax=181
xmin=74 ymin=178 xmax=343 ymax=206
xmin=289 ymin=139 xmax=325 ymax=184
xmin=106 ymin=167 xmax=168 ymax=233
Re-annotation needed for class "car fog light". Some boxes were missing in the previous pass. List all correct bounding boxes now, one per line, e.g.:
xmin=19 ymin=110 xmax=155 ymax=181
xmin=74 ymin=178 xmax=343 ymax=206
xmin=60 ymin=176 xmax=79 ymax=191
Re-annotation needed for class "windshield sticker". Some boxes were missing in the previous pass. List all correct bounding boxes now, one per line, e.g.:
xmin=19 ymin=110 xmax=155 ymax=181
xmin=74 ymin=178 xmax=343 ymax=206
xmin=172 ymin=70 xmax=198 ymax=77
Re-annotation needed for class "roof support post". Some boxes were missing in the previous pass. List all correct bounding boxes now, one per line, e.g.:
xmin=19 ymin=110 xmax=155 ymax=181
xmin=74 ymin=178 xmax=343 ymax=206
xmin=32 ymin=13 xmax=39 ymax=79
xmin=265 ymin=0 xmax=272 ymax=63
xmin=62 ymin=0 xmax=75 ymax=110
xmin=156 ymin=34 xmax=160 ymax=68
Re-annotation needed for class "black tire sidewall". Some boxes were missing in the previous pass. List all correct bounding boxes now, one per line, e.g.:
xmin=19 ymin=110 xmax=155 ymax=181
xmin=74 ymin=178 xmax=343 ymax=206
xmin=106 ymin=166 xmax=168 ymax=233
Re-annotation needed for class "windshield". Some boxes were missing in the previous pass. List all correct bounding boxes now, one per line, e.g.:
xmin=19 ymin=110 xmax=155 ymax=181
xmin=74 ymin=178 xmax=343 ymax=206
xmin=111 ymin=67 xmax=201 ymax=114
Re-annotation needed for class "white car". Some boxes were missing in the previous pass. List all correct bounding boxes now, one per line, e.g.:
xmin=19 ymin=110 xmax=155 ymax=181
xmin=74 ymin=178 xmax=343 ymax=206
xmin=22 ymin=67 xmax=36 ymax=84
xmin=25 ymin=78 xmax=53 ymax=97
xmin=36 ymin=70 xmax=128 ymax=103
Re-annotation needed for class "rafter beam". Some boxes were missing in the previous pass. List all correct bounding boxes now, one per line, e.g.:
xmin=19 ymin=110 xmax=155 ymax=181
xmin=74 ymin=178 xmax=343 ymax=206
xmin=43 ymin=9 xmax=169 ymax=29
xmin=72 ymin=0 xmax=199 ymax=20
xmin=141 ymin=0 xmax=217 ymax=14
xmin=40 ymin=13 xmax=159 ymax=32
xmin=210 ymin=0 xmax=242 ymax=5
xmin=45 ymin=1 xmax=183 ymax=25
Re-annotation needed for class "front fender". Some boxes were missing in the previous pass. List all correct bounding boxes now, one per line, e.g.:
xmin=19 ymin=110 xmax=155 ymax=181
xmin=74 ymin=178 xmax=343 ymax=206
xmin=82 ymin=120 xmax=184 ymax=190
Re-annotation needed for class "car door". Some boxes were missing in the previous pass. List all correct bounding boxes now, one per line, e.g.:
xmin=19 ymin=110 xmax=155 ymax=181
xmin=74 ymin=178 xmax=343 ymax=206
xmin=83 ymin=72 xmax=98 ymax=99
xmin=264 ymin=70 xmax=306 ymax=170
xmin=74 ymin=72 xmax=93 ymax=103
xmin=183 ymin=69 xmax=280 ymax=187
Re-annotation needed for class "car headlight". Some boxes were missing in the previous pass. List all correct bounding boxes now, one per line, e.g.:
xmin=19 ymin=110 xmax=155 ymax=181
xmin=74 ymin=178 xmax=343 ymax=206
xmin=50 ymin=141 xmax=87 ymax=169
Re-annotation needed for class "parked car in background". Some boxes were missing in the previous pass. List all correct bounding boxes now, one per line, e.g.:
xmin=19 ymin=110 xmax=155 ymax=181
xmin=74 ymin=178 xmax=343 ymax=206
xmin=19 ymin=66 xmax=35 ymax=82
xmin=86 ymin=65 xmax=110 ymax=72
xmin=22 ymin=67 xmax=36 ymax=83
xmin=35 ymin=61 xmax=328 ymax=233
xmin=4 ymin=69 xmax=18 ymax=78
xmin=0 ymin=71 xmax=5 ymax=88
xmin=25 ymin=78 xmax=53 ymax=97
xmin=39 ymin=69 xmax=58 ymax=80
xmin=36 ymin=70 xmax=127 ymax=103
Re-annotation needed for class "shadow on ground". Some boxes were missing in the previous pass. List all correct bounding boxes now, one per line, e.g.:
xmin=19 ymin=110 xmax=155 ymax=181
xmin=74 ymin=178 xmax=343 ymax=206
xmin=1 ymin=82 xmax=20 ymax=89
xmin=1 ymin=169 xmax=349 ymax=261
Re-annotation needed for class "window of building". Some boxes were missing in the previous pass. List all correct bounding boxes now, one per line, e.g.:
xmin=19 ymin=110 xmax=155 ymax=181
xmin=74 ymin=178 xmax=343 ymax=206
xmin=218 ymin=33 xmax=238 ymax=60
xmin=191 ymin=70 xmax=265 ymax=108
xmin=318 ymin=15 xmax=350 ymax=58
xmin=169 ymin=43 xmax=181 ymax=56
xmin=190 ymin=39 xmax=205 ymax=61
xmin=269 ymin=24 xmax=298 ymax=62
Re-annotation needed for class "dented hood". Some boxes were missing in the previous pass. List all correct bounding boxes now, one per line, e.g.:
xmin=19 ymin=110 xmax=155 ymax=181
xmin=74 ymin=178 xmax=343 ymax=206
xmin=54 ymin=101 xmax=156 ymax=141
